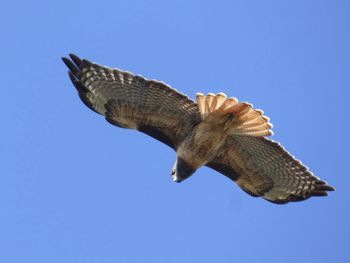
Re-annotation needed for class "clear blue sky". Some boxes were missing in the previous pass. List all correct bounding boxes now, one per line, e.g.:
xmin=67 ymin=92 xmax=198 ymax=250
xmin=1 ymin=0 xmax=349 ymax=262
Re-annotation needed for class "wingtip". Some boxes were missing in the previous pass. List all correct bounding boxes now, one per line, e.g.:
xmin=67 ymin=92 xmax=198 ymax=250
xmin=62 ymin=56 xmax=80 ymax=75
xmin=322 ymin=185 xmax=336 ymax=191
xmin=315 ymin=180 xmax=335 ymax=191
xmin=69 ymin=53 xmax=80 ymax=60
xmin=82 ymin=58 xmax=93 ymax=67
xmin=69 ymin=53 xmax=83 ymax=68
xmin=67 ymin=71 xmax=88 ymax=93
xmin=309 ymin=190 xmax=329 ymax=197
xmin=61 ymin=56 xmax=70 ymax=66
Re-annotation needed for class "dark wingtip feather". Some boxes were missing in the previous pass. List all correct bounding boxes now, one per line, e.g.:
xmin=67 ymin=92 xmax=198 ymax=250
xmin=62 ymin=57 xmax=80 ymax=76
xmin=309 ymin=190 xmax=329 ymax=197
xmin=67 ymin=71 xmax=77 ymax=83
xmin=68 ymin=71 xmax=88 ymax=93
xmin=69 ymin=53 xmax=83 ymax=69
xmin=268 ymin=182 xmax=335 ymax=204
xmin=318 ymin=185 xmax=335 ymax=191
xmin=82 ymin=59 xmax=93 ymax=67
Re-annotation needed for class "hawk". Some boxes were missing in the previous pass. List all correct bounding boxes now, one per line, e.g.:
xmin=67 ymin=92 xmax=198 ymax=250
xmin=62 ymin=54 xmax=334 ymax=204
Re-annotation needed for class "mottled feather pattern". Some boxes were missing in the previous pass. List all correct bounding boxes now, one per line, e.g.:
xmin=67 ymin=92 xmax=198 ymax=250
xmin=63 ymin=54 xmax=201 ymax=149
xmin=208 ymin=136 xmax=334 ymax=204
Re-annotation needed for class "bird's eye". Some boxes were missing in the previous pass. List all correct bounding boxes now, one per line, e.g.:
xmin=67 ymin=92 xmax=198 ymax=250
xmin=171 ymin=170 xmax=176 ymax=175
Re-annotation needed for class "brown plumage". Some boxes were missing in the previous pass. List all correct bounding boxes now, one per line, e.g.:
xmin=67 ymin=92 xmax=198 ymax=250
xmin=62 ymin=54 xmax=335 ymax=204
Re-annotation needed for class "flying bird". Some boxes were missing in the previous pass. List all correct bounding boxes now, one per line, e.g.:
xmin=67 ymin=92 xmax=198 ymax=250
xmin=62 ymin=54 xmax=334 ymax=204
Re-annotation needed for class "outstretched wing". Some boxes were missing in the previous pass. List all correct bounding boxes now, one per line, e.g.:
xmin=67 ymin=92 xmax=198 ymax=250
xmin=62 ymin=54 xmax=201 ymax=149
xmin=207 ymin=136 xmax=335 ymax=204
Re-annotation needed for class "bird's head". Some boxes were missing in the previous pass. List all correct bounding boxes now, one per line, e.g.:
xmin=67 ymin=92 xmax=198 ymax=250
xmin=171 ymin=157 xmax=196 ymax=183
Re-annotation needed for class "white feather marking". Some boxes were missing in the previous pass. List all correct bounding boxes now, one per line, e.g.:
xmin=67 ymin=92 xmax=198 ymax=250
xmin=118 ymin=72 xmax=124 ymax=85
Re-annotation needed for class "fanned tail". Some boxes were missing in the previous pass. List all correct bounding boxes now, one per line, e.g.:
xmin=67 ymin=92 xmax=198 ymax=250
xmin=196 ymin=92 xmax=273 ymax=137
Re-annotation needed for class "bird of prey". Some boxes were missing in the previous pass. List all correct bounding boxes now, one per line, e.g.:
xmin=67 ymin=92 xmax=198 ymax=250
xmin=62 ymin=54 xmax=334 ymax=204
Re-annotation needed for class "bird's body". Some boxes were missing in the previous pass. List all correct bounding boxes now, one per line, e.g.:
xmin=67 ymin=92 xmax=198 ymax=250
xmin=62 ymin=54 xmax=334 ymax=204
xmin=177 ymin=121 xmax=228 ymax=169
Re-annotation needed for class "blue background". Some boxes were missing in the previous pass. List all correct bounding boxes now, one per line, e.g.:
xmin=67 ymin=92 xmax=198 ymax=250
xmin=2 ymin=0 xmax=349 ymax=262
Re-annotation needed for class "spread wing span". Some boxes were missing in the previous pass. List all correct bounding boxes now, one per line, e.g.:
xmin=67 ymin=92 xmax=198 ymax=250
xmin=63 ymin=54 xmax=334 ymax=204
xmin=207 ymin=136 xmax=335 ymax=204
xmin=62 ymin=54 xmax=201 ymax=149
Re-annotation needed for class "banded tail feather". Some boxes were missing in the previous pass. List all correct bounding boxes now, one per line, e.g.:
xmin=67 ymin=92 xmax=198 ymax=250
xmin=196 ymin=92 xmax=273 ymax=137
